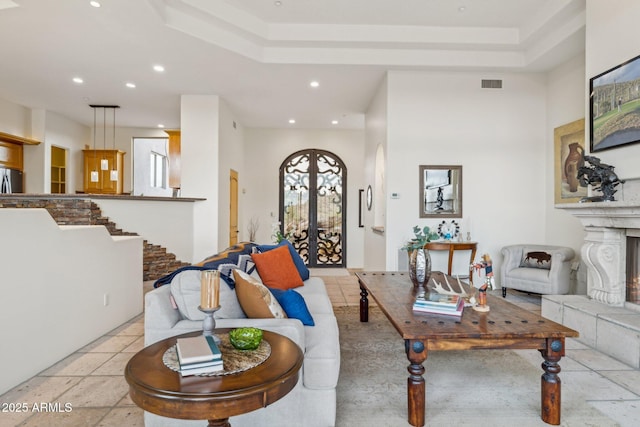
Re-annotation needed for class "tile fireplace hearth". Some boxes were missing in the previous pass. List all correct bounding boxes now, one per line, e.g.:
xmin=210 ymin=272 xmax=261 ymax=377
xmin=544 ymin=199 xmax=640 ymax=368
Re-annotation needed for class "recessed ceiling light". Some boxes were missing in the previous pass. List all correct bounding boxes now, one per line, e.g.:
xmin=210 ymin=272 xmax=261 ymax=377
xmin=274 ymin=1 xmax=282 ymax=6
xmin=157 ymin=124 xmax=165 ymax=128
xmin=331 ymin=120 xmax=338 ymax=125
xmin=72 ymin=77 xmax=84 ymax=84
xmin=153 ymin=65 xmax=165 ymax=72
xmin=288 ymin=119 xmax=296 ymax=124
xmin=90 ymin=1 xmax=101 ymax=8
xmin=310 ymin=81 xmax=319 ymax=88
xmin=126 ymin=82 xmax=136 ymax=88
xmin=458 ymin=6 xmax=466 ymax=12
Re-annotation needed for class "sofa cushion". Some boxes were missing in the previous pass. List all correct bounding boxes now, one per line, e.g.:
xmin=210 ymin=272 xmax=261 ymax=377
xmin=251 ymin=244 xmax=304 ymax=290
xmin=257 ymin=240 xmax=310 ymax=281
xmin=169 ymin=270 xmax=246 ymax=321
xmin=269 ymin=288 xmax=315 ymax=326
xmin=507 ymin=266 xmax=551 ymax=283
xmin=301 ymin=313 xmax=341 ymax=389
xmin=234 ymin=270 xmax=287 ymax=319
xmin=520 ymin=249 xmax=552 ymax=270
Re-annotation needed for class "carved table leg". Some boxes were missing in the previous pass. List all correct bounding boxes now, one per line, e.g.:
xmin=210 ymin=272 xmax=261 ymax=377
xmin=359 ymin=283 xmax=369 ymax=322
xmin=539 ymin=338 xmax=565 ymax=425
xmin=405 ymin=339 xmax=428 ymax=427
xmin=208 ymin=418 xmax=230 ymax=427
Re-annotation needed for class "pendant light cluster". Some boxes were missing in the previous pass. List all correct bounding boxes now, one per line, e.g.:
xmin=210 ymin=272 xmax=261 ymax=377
xmin=89 ymin=104 xmax=120 ymax=184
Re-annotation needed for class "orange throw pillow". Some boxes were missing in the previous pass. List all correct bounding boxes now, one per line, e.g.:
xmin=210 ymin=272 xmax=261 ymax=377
xmin=251 ymin=244 xmax=304 ymax=290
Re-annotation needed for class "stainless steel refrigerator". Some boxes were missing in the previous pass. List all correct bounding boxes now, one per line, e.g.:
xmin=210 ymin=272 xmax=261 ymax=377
xmin=0 ymin=167 xmax=23 ymax=193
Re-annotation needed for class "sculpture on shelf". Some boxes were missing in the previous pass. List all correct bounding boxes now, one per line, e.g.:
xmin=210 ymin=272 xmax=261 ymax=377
xmin=577 ymin=155 xmax=624 ymax=202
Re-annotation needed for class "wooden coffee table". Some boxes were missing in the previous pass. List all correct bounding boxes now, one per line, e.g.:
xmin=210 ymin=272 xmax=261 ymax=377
xmin=356 ymin=271 xmax=579 ymax=427
xmin=125 ymin=329 xmax=303 ymax=427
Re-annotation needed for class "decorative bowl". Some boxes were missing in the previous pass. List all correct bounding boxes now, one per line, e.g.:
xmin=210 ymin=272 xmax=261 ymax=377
xmin=229 ymin=327 xmax=263 ymax=350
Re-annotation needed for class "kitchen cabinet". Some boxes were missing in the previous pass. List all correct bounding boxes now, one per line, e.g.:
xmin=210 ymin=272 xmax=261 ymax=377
xmin=83 ymin=149 xmax=125 ymax=194
xmin=0 ymin=141 xmax=23 ymax=170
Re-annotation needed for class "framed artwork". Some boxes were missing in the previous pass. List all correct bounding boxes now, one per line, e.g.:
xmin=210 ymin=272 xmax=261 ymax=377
xmin=419 ymin=165 xmax=462 ymax=218
xmin=554 ymin=118 xmax=587 ymax=204
xmin=590 ymin=53 xmax=640 ymax=152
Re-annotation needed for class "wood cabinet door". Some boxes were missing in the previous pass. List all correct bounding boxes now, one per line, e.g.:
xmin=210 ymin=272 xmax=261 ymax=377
xmin=0 ymin=141 xmax=23 ymax=170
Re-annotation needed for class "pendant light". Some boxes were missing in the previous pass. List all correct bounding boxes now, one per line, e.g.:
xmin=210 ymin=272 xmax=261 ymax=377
xmin=90 ymin=107 xmax=99 ymax=183
xmin=89 ymin=104 xmax=120 ymax=184
xmin=100 ymin=107 xmax=108 ymax=171
xmin=110 ymin=107 xmax=118 ymax=181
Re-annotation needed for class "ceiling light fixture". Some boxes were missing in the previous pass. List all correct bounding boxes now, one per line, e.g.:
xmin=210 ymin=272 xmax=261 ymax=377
xmin=274 ymin=1 xmax=282 ymax=6
xmin=288 ymin=119 xmax=296 ymax=124
xmin=89 ymin=105 xmax=120 ymax=185
xmin=310 ymin=81 xmax=319 ymax=88
xmin=331 ymin=120 xmax=338 ymax=125
xmin=72 ymin=77 xmax=84 ymax=84
xmin=157 ymin=124 xmax=165 ymax=128
xmin=458 ymin=6 xmax=466 ymax=12
xmin=90 ymin=1 xmax=101 ymax=8
xmin=126 ymin=82 xmax=136 ymax=88
xmin=153 ymin=65 xmax=165 ymax=72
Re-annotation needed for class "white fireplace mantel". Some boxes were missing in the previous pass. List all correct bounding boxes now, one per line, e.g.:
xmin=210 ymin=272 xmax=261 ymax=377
xmin=557 ymin=201 xmax=640 ymax=305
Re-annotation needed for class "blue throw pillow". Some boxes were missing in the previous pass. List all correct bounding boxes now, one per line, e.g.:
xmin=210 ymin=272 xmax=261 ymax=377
xmin=257 ymin=240 xmax=310 ymax=281
xmin=268 ymin=288 xmax=315 ymax=326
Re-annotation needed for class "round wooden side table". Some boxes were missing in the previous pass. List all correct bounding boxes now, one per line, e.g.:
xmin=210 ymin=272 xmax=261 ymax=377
xmin=125 ymin=329 xmax=303 ymax=427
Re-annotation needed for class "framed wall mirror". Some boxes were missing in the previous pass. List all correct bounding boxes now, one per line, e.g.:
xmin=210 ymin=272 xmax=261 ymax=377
xmin=419 ymin=165 xmax=462 ymax=218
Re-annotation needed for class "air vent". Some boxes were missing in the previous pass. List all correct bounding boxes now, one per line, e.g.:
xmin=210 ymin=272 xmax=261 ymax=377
xmin=481 ymin=79 xmax=502 ymax=89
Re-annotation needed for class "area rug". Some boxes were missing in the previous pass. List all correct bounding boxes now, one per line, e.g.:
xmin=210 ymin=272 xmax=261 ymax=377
xmin=334 ymin=306 xmax=617 ymax=427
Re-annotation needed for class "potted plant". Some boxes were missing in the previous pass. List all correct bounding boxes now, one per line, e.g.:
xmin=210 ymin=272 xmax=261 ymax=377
xmin=403 ymin=225 xmax=439 ymax=289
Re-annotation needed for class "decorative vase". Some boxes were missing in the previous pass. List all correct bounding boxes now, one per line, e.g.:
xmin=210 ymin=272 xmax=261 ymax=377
xmin=408 ymin=248 xmax=432 ymax=289
xmin=564 ymin=142 xmax=584 ymax=193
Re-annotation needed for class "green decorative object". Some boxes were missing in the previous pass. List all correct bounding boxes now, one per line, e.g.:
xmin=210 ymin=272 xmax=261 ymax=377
xmin=229 ymin=327 xmax=263 ymax=350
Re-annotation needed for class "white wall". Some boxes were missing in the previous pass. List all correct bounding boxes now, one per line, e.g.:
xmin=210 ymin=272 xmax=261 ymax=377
xmin=95 ymin=198 xmax=197 ymax=263
xmin=545 ymin=54 xmax=588 ymax=293
xmin=218 ymin=99 xmax=246 ymax=250
xmin=115 ymin=127 xmax=168 ymax=194
xmin=181 ymin=95 xmax=221 ymax=261
xmin=243 ymin=128 xmax=365 ymax=268
xmin=0 ymin=209 xmax=142 ymax=395
xmin=0 ymin=97 xmax=30 ymax=136
xmin=384 ymin=70 xmax=548 ymax=277
xmin=132 ymin=137 xmax=172 ymax=197
xmin=364 ymin=76 xmax=389 ymax=270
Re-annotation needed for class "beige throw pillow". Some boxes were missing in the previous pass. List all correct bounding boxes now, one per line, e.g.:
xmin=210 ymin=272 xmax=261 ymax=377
xmin=233 ymin=270 xmax=287 ymax=319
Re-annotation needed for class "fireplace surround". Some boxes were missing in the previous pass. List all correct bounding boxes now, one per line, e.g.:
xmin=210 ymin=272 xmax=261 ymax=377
xmin=543 ymin=187 xmax=640 ymax=368
xmin=557 ymin=200 xmax=640 ymax=306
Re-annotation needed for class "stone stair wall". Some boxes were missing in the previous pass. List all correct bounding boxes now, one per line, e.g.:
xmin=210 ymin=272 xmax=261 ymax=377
xmin=88 ymin=202 xmax=190 ymax=281
xmin=0 ymin=197 xmax=189 ymax=281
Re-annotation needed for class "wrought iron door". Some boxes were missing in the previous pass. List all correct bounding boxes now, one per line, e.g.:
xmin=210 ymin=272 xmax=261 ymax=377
xmin=279 ymin=149 xmax=346 ymax=267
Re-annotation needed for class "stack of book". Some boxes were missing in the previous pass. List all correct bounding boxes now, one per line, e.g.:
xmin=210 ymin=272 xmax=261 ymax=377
xmin=413 ymin=292 xmax=464 ymax=317
xmin=176 ymin=335 xmax=223 ymax=376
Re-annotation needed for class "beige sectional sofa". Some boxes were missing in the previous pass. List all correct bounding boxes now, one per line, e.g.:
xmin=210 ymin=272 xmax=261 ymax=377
xmin=143 ymin=242 xmax=340 ymax=427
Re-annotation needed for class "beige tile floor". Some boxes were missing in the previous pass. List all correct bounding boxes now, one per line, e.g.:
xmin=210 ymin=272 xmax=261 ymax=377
xmin=2 ymin=272 xmax=640 ymax=426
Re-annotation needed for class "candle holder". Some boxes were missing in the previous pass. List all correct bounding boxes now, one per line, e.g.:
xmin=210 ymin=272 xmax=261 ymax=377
xmin=198 ymin=305 xmax=221 ymax=344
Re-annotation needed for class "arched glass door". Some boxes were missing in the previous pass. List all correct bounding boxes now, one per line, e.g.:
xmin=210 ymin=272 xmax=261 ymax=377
xmin=279 ymin=149 xmax=346 ymax=267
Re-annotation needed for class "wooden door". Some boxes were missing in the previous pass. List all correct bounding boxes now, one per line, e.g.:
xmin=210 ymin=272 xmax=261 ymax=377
xmin=229 ymin=169 xmax=239 ymax=246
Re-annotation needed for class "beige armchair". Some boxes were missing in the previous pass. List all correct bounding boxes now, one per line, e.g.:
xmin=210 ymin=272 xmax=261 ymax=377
xmin=500 ymin=244 xmax=575 ymax=297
